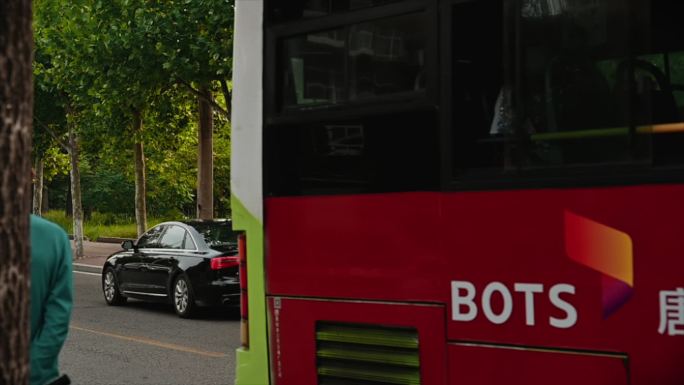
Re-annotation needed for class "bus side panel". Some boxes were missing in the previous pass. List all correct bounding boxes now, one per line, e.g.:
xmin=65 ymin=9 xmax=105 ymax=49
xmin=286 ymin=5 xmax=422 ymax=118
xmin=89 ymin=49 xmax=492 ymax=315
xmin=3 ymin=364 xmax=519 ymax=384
xmin=265 ymin=184 xmax=684 ymax=384
xmin=440 ymin=184 xmax=684 ymax=385
xmin=266 ymin=297 xmax=447 ymax=385
xmin=265 ymin=192 xmax=444 ymax=301
xmin=447 ymin=344 xmax=628 ymax=385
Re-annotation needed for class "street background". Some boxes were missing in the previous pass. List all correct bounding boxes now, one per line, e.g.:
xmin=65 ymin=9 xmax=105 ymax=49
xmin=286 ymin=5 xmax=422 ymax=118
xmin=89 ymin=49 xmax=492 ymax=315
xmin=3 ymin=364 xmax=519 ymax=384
xmin=64 ymin=241 xmax=240 ymax=385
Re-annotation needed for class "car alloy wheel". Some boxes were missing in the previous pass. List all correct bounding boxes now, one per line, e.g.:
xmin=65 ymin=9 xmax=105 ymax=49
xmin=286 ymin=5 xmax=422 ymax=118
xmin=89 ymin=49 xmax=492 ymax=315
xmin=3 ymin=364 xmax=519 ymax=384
xmin=173 ymin=275 xmax=196 ymax=318
xmin=104 ymin=272 xmax=116 ymax=301
xmin=175 ymin=279 xmax=188 ymax=312
xmin=102 ymin=267 xmax=126 ymax=305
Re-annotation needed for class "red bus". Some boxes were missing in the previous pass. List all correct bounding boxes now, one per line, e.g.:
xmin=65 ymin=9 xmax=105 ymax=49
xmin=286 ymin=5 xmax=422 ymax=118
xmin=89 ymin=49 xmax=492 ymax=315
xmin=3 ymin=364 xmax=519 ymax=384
xmin=230 ymin=1 xmax=684 ymax=384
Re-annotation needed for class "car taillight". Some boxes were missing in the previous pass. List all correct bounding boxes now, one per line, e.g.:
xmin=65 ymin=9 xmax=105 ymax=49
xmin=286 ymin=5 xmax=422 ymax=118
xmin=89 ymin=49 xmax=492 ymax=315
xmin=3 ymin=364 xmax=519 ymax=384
xmin=210 ymin=256 xmax=239 ymax=270
xmin=238 ymin=233 xmax=249 ymax=348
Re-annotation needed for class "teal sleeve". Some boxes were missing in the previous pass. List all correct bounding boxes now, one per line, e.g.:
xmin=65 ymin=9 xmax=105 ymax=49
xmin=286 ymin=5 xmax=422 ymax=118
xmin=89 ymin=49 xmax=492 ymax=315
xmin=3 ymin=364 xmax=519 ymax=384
xmin=30 ymin=233 xmax=73 ymax=381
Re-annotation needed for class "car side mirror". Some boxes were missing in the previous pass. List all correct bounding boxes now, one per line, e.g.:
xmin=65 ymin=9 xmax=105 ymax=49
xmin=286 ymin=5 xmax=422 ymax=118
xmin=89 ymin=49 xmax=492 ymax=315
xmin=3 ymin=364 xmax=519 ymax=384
xmin=121 ymin=240 xmax=135 ymax=251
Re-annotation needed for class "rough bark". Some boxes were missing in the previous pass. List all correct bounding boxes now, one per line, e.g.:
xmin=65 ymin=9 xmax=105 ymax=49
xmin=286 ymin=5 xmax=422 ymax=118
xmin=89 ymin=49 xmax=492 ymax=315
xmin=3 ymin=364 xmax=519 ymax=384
xmin=197 ymin=84 xmax=214 ymax=220
xmin=220 ymin=79 xmax=232 ymax=121
xmin=179 ymin=79 xmax=230 ymax=119
xmin=0 ymin=0 xmax=33 ymax=383
xmin=42 ymin=187 xmax=49 ymax=213
xmin=32 ymin=157 xmax=44 ymax=215
xmin=133 ymin=110 xmax=147 ymax=236
xmin=68 ymin=126 xmax=84 ymax=258
xmin=65 ymin=182 xmax=72 ymax=217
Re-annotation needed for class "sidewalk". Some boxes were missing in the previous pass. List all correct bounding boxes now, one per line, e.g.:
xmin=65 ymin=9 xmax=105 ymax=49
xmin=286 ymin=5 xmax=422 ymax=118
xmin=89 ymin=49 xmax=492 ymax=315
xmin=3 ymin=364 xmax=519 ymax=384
xmin=71 ymin=240 xmax=123 ymax=267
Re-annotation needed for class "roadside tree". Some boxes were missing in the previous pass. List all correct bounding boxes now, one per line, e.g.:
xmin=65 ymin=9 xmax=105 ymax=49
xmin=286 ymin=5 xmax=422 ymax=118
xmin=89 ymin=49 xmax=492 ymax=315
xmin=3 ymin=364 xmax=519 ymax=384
xmin=0 ymin=0 xmax=33 ymax=383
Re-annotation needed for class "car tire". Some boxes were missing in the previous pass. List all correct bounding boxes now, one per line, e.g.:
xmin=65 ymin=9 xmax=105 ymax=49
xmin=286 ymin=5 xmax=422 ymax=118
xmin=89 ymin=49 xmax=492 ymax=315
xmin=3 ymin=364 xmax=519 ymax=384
xmin=173 ymin=274 xmax=196 ymax=318
xmin=102 ymin=266 xmax=127 ymax=306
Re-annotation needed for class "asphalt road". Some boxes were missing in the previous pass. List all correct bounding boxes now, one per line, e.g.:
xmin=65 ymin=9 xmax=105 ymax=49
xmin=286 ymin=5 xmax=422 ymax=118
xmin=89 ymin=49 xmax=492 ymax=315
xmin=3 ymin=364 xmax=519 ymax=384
xmin=63 ymin=261 xmax=241 ymax=385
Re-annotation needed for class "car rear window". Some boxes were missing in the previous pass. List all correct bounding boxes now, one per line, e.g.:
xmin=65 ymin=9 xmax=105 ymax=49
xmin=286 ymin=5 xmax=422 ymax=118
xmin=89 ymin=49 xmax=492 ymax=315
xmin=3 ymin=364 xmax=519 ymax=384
xmin=188 ymin=222 xmax=238 ymax=253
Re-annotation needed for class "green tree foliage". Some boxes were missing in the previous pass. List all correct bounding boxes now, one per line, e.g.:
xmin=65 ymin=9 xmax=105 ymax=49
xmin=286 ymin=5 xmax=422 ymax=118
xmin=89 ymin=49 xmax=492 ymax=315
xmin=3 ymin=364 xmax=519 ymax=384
xmin=155 ymin=0 xmax=234 ymax=83
xmin=33 ymin=0 xmax=235 ymax=223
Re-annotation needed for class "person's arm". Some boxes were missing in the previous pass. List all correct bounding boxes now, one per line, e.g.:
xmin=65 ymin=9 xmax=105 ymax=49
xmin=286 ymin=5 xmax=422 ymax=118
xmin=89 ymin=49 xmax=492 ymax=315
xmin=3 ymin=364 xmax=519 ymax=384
xmin=31 ymin=234 xmax=73 ymax=368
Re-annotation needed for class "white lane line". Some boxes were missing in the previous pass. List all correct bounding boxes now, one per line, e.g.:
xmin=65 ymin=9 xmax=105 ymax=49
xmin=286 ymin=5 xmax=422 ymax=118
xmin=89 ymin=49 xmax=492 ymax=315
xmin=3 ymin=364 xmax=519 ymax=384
xmin=73 ymin=263 xmax=102 ymax=269
xmin=73 ymin=271 xmax=101 ymax=277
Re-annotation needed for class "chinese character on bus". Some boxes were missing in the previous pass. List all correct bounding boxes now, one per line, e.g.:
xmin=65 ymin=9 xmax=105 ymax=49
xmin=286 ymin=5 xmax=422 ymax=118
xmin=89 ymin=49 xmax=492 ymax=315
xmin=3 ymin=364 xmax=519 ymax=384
xmin=658 ymin=288 xmax=684 ymax=336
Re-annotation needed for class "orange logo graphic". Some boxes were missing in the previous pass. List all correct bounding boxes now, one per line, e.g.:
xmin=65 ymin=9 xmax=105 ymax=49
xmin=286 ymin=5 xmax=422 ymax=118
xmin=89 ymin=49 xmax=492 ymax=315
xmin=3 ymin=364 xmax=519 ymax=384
xmin=565 ymin=211 xmax=633 ymax=318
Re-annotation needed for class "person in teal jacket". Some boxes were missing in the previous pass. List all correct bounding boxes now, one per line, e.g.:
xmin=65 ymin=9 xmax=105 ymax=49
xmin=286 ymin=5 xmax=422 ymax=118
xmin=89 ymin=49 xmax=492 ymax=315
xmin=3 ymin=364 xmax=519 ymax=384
xmin=30 ymin=215 xmax=73 ymax=385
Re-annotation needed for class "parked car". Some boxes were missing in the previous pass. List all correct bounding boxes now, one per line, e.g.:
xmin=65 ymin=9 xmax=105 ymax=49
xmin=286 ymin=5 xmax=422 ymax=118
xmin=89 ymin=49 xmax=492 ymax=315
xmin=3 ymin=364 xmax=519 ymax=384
xmin=101 ymin=220 xmax=240 ymax=318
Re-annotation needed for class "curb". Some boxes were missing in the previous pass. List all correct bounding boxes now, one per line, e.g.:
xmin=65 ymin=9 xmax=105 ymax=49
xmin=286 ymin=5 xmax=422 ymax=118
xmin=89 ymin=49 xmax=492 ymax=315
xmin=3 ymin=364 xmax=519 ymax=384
xmin=67 ymin=234 xmax=137 ymax=244
xmin=96 ymin=237 xmax=135 ymax=244
xmin=67 ymin=236 xmax=134 ymax=244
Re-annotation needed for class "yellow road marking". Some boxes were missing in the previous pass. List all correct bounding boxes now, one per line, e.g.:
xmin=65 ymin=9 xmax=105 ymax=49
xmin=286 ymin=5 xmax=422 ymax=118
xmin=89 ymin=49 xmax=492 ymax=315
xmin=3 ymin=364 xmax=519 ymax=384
xmin=70 ymin=325 xmax=229 ymax=358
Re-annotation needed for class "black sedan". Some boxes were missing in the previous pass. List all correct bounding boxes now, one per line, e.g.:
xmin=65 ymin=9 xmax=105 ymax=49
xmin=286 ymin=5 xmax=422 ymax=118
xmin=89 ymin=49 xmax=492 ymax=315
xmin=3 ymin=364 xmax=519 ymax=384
xmin=101 ymin=220 xmax=240 ymax=318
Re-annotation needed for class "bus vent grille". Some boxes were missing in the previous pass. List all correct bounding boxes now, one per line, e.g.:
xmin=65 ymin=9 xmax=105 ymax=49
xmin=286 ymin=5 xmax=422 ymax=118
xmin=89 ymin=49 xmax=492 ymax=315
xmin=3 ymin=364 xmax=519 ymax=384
xmin=316 ymin=322 xmax=420 ymax=385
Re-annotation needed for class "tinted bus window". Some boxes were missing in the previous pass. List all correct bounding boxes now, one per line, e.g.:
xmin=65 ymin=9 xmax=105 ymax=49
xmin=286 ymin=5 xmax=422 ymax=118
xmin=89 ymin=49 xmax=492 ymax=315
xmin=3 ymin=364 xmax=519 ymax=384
xmin=281 ymin=12 xmax=427 ymax=110
xmin=268 ymin=0 xmax=404 ymax=24
xmin=450 ymin=0 xmax=508 ymax=175
xmin=265 ymin=110 xmax=439 ymax=195
xmin=451 ymin=0 xmax=684 ymax=180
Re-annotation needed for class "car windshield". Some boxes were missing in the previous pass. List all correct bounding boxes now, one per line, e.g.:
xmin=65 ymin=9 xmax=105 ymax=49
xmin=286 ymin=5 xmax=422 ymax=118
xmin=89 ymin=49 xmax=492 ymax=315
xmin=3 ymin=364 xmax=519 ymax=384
xmin=187 ymin=222 xmax=238 ymax=253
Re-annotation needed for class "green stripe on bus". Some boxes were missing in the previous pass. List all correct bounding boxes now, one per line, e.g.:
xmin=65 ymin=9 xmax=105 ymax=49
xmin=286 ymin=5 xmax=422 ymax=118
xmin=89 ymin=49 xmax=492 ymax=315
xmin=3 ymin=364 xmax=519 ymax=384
xmin=318 ymin=362 xmax=420 ymax=385
xmin=317 ymin=343 xmax=420 ymax=367
xmin=316 ymin=325 xmax=418 ymax=349
xmin=232 ymin=194 xmax=270 ymax=385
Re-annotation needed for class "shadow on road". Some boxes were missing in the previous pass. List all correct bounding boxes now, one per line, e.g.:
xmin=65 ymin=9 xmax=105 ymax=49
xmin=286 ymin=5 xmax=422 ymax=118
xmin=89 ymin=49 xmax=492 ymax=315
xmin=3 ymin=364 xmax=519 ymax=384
xmin=121 ymin=299 xmax=241 ymax=321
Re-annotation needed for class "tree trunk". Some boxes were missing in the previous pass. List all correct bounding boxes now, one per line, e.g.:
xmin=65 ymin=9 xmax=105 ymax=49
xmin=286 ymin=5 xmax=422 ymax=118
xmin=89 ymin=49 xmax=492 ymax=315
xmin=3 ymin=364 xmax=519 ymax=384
xmin=33 ymin=157 xmax=44 ymax=215
xmin=197 ymin=84 xmax=214 ymax=220
xmin=0 ymin=0 xmax=33 ymax=383
xmin=65 ymin=181 xmax=72 ymax=217
xmin=220 ymin=79 xmax=232 ymax=121
xmin=133 ymin=110 xmax=147 ymax=236
xmin=68 ymin=126 xmax=84 ymax=259
xmin=42 ymin=186 xmax=49 ymax=213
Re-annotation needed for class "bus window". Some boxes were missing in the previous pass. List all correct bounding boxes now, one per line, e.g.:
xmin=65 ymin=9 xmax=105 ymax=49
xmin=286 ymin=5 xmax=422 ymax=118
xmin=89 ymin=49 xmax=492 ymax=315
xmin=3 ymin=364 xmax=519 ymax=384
xmin=450 ymin=0 xmax=513 ymax=176
xmin=280 ymin=12 xmax=427 ymax=111
xmin=451 ymin=0 xmax=684 ymax=182
xmin=282 ymin=29 xmax=346 ymax=107
xmin=268 ymin=0 xmax=404 ymax=24
xmin=265 ymin=110 xmax=439 ymax=195
xmin=349 ymin=14 xmax=427 ymax=100
xmin=520 ymin=0 xmax=631 ymax=166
